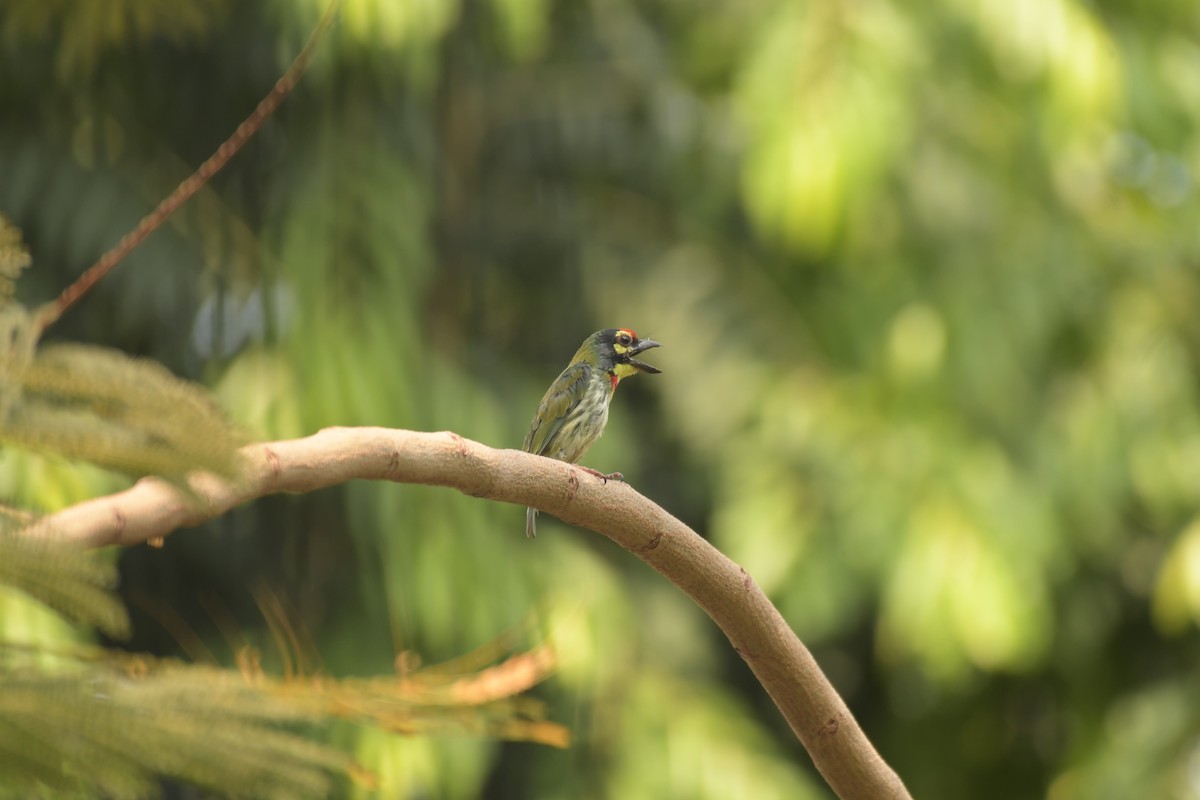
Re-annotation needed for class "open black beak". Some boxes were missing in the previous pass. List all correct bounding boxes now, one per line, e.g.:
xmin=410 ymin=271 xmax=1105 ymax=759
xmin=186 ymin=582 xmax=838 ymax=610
xmin=628 ymin=339 xmax=662 ymax=374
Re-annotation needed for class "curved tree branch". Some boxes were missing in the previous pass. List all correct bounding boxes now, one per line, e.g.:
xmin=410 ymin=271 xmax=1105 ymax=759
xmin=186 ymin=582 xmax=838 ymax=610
xmin=31 ymin=427 xmax=911 ymax=800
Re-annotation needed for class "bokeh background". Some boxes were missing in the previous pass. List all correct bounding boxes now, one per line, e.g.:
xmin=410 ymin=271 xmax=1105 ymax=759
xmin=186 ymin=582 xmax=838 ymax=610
xmin=3 ymin=0 xmax=1200 ymax=797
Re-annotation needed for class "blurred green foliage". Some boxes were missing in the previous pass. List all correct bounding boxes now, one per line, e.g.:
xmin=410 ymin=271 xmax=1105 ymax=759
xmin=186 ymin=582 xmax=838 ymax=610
xmin=2 ymin=0 xmax=1200 ymax=797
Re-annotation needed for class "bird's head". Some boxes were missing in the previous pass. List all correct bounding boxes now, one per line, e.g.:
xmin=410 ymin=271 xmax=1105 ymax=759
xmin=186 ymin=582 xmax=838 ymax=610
xmin=577 ymin=328 xmax=662 ymax=380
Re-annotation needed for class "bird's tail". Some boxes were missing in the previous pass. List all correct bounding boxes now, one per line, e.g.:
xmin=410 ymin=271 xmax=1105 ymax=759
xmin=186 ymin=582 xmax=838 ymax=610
xmin=525 ymin=507 xmax=538 ymax=538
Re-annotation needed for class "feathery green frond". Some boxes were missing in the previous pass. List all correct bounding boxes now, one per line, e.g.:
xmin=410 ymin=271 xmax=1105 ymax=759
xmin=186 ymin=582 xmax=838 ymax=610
xmin=0 ymin=641 xmax=566 ymax=799
xmin=0 ymin=658 xmax=351 ymax=800
xmin=284 ymin=644 xmax=569 ymax=748
xmin=0 ymin=524 xmax=130 ymax=640
xmin=0 ymin=344 xmax=244 ymax=479
xmin=0 ymin=215 xmax=31 ymax=305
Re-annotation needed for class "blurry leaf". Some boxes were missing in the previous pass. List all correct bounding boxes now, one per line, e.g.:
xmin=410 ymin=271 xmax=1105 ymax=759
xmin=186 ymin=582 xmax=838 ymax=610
xmin=1048 ymin=679 xmax=1199 ymax=800
xmin=610 ymin=673 xmax=825 ymax=800
xmin=947 ymin=0 xmax=1119 ymax=122
xmin=0 ymin=305 xmax=36 ymax=425
xmin=1 ymin=0 xmax=226 ymax=79
xmin=0 ymin=524 xmax=130 ymax=639
xmin=296 ymin=0 xmax=458 ymax=61
xmin=0 ymin=215 xmax=31 ymax=305
xmin=487 ymin=0 xmax=550 ymax=62
xmin=0 ymin=655 xmax=352 ymax=800
xmin=1152 ymin=516 xmax=1200 ymax=634
xmin=887 ymin=303 xmax=947 ymax=381
xmin=213 ymin=346 xmax=305 ymax=441
xmin=0 ymin=447 xmax=128 ymax=515
xmin=0 ymin=343 xmax=244 ymax=479
xmin=879 ymin=496 xmax=1051 ymax=680
xmin=734 ymin=3 xmax=914 ymax=254
xmin=0 ymin=637 xmax=567 ymax=799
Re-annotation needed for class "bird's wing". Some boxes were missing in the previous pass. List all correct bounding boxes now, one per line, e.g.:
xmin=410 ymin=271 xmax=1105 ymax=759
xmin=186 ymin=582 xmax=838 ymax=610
xmin=523 ymin=361 xmax=592 ymax=457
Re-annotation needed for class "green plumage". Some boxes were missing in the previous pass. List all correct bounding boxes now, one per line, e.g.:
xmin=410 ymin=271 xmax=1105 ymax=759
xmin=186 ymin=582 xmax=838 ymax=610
xmin=522 ymin=328 xmax=662 ymax=537
xmin=523 ymin=361 xmax=607 ymax=461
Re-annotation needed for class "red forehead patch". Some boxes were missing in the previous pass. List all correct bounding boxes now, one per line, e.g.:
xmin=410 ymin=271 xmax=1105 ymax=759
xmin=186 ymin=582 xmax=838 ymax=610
xmin=618 ymin=328 xmax=637 ymax=339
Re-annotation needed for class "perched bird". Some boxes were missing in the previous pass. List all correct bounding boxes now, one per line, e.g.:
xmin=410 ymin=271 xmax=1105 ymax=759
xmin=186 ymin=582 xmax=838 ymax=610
xmin=522 ymin=328 xmax=662 ymax=537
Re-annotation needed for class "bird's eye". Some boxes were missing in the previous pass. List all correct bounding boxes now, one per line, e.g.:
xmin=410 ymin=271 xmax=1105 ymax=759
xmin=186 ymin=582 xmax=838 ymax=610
xmin=618 ymin=333 xmax=632 ymax=345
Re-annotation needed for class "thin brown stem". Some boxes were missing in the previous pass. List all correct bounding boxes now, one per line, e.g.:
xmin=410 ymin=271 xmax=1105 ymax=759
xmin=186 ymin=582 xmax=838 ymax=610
xmin=34 ymin=0 xmax=341 ymax=334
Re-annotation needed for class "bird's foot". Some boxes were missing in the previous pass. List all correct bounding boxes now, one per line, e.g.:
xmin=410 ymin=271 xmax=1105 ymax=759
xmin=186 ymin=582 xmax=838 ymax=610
xmin=578 ymin=466 xmax=624 ymax=484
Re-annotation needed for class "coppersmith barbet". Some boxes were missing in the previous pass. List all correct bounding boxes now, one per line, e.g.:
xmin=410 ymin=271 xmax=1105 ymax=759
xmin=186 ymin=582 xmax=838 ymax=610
xmin=522 ymin=328 xmax=661 ymax=537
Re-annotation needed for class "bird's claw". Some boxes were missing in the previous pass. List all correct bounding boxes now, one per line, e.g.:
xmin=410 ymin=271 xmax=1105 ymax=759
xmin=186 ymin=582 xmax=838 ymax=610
xmin=579 ymin=466 xmax=624 ymax=484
